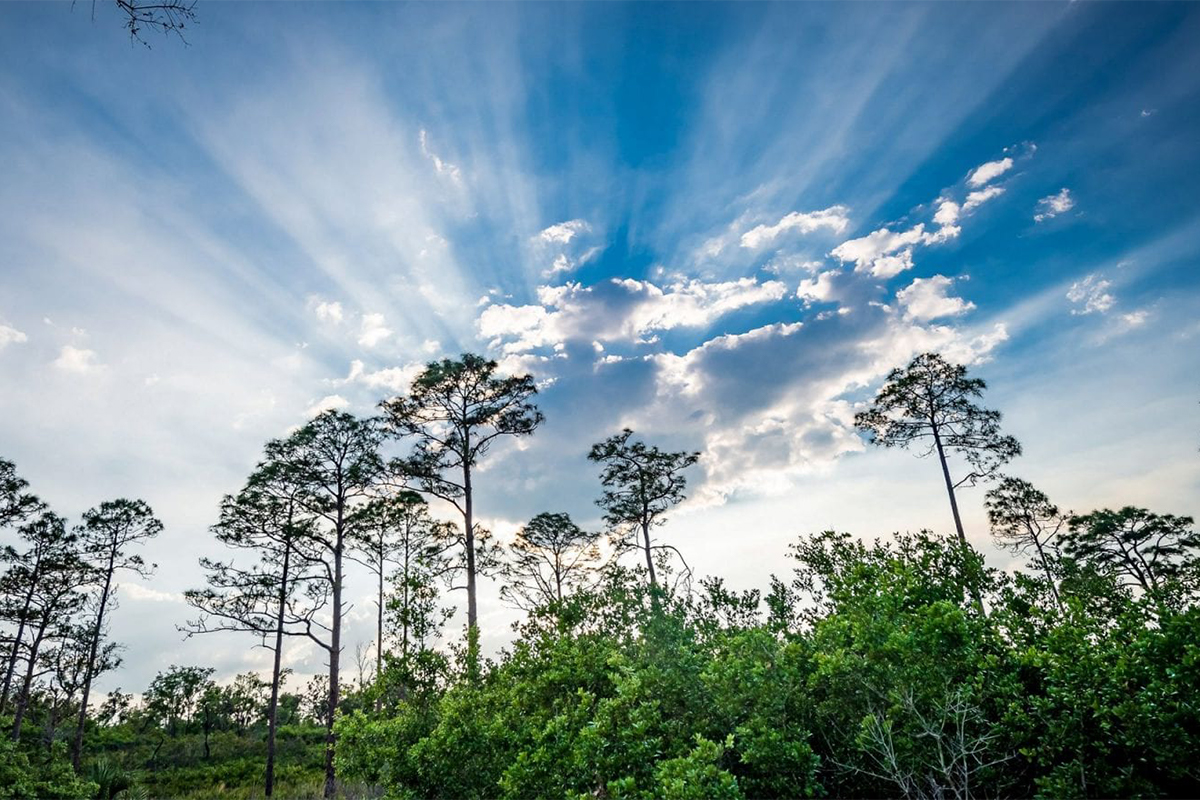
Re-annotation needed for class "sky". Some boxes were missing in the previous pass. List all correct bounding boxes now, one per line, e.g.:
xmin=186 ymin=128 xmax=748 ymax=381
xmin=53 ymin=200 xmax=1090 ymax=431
xmin=0 ymin=1 xmax=1198 ymax=696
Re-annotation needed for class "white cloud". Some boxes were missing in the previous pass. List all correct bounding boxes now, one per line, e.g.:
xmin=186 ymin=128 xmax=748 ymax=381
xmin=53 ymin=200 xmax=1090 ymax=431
xmin=53 ymin=345 xmax=103 ymax=373
xmin=479 ymin=276 xmax=789 ymax=354
xmin=305 ymin=394 xmax=349 ymax=416
xmin=896 ymin=275 xmax=976 ymax=321
xmin=962 ymin=185 xmax=1005 ymax=211
xmin=1066 ymin=273 xmax=1115 ymax=315
xmin=313 ymin=300 xmax=344 ymax=323
xmin=1035 ymin=188 xmax=1074 ymax=222
xmin=336 ymin=359 xmax=422 ymax=394
xmin=933 ymin=199 xmax=960 ymax=227
xmin=967 ymin=157 xmax=1013 ymax=187
xmin=831 ymin=224 xmax=927 ymax=274
xmin=796 ymin=270 xmax=839 ymax=304
xmin=418 ymin=129 xmax=463 ymax=184
xmin=0 ymin=323 xmax=28 ymax=349
xmin=868 ymin=249 xmax=915 ymax=279
xmin=357 ymin=312 xmax=392 ymax=347
xmin=536 ymin=219 xmax=590 ymax=245
xmin=739 ymin=205 xmax=850 ymax=249
xmin=119 ymin=582 xmax=182 ymax=603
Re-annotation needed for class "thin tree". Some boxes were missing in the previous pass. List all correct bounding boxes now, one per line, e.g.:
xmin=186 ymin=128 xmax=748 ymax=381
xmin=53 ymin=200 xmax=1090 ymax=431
xmin=348 ymin=491 xmax=457 ymax=686
xmin=1063 ymin=507 xmax=1199 ymax=606
xmin=854 ymin=352 xmax=1021 ymax=549
xmin=588 ymin=429 xmax=700 ymax=589
xmin=501 ymin=512 xmax=601 ymax=612
xmin=183 ymin=469 xmax=324 ymax=798
xmin=1 ymin=511 xmax=81 ymax=713
xmin=9 ymin=517 xmax=87 ymax=740
xmin=380 ymin=353 xmax=543 ymax=645
xmin=70 ymin=498 xmax=163 ymax=769
xmin=984 ymin=477 xmax=1068 ymax=611
xmin=265 ymin=410 xmax=385 ymax=800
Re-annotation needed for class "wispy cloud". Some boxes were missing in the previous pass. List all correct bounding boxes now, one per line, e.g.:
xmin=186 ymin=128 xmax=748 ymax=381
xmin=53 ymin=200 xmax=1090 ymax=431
xmin=1035 ymin=188 xmax=1075 ymax=222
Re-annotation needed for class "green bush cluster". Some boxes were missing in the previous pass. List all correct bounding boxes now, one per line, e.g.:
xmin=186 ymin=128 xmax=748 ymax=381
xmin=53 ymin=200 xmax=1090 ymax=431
xmin=336 ymin=531 xmax=1200 ymax=799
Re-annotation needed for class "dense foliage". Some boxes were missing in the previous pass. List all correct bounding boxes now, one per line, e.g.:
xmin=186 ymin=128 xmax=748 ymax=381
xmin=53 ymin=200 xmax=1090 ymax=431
xmin=1 ymin=352 xmax=1197 ymax=798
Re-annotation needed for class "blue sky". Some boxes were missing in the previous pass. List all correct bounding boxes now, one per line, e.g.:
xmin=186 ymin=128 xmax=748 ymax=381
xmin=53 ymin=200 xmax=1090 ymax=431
xmin=1 ymin=2 xmax=1198 ymax=692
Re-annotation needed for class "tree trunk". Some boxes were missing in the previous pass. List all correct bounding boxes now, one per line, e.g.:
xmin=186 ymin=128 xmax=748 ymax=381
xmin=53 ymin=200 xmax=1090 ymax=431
xmin=323 ymin=516 xmax=344 ymax=800
xmin=463 ymin=462 xmax=478 ymax=635
xmin=0 ymin=571 xmax=39 ymax=714
xmin=72 ymin=553 xmax=115 ymax=769
xmin=265 ymin=544 xmax=290 ymax=798
xmin=1032 ymin=539 xmax=1064 ymax=612
xmin=642 ymin=519 xmax=657 ymax=588
xmin=11 ymin=617 xmax=48 ymax=741
xmin=932 ymin=428 xmax=984 ymax=612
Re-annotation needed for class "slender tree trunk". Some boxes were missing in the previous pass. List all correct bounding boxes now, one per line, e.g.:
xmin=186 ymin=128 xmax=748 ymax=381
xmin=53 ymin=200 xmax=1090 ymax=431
xmin=642 ymin=519 xmax=657 ymax=588
xmin=72 ymin=554 xmax=115 ymax=769
xmin=463 ymin=462 xmax=478 ymax=634
xmin=0 ymin=575 xmax=38 ymax=713
xmin=11 ymin=618 xmax=48 ymax=741
xmin=323 ymin=515 xmax=344 ymax=800
xmin=932 ymin=429 xmax=967 ymax=547
xmin=264 ymin=544 xmax=291 ymax=798
xmin=932 ymin=428 xmax=984 ymax=612
xmin=1032 ymin=540 xmax=1064 ymax=612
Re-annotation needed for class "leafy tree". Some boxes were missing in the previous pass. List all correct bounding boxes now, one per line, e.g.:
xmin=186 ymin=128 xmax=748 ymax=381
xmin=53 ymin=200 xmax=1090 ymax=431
xmin=1063 ymin=507 xmax=1199 ymax=607
xmin=985 ymin=476 xmax=1068 ymax=610
xmin=0 ymin=458 xmax=43 ymax=531
xmin=347 ymin=491 xmax=456 ymax=684
xmin=501 ymin=512 xmax=600 ymax=611
xmin=1 ymin=512 xmax=83 ymax=716
xmin=70 ymin=498 xmax=162 ymax=768
xmin=143 ymin=665 xmax=215 ymax=737
xmin=7 ymin=517 xmax=87 ymax=741
xmin=588 ymin=429 xmax=700 ymax=588
xmin=261 ymin=410 xmax=385 ymax=798
xmin=381 ymin=353 xmax=543 ymax=642
xmin=854 ymin=352 xmax=1021 ymax=549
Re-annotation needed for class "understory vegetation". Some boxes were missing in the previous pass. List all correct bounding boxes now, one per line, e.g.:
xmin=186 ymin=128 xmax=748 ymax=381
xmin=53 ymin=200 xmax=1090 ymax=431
xmin=1 ymin=352 xmax=1196 ymax=799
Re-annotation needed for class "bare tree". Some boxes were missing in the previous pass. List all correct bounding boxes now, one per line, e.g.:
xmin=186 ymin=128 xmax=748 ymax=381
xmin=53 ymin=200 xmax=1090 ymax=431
xmin=853 ymin=688 xmax=1011 ymax=800
xmin=588 ymin=429 xmax=700 ymax=589
xmin=78 ymin=0 xmax=198 ymax=47
xmin=381 ymin=353 xmax=542 ymax=645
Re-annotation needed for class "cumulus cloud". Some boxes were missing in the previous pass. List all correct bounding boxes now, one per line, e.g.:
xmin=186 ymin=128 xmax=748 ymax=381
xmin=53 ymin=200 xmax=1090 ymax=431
xmin=336 ymin=359 xmax=423 ymax=394
xmin=53 ymin=345 xmax=103 ymax=373
xmin=625 ymin=308 xmax=1006 ymax=504
xmin=479 ymin=276 xmax=788 ymax=353
xmin=896 ymin=275 xmax=976 ymax=321
xmin=1035 ymin=188 xmax=1074 ymax=222
xmin=536 ymin=219 xmax=591 ymax=245
xmin=796 ymin=271 xmax=839 ymax=304
xmin=967 ymin=157 xmax=1013 ymax=187
xmin=313 ymin=300 xmax=344 ymax=323
xmin=0 ymin=323 xmax=28 ymax=349
xmin=831 ymin=224 xmax=928 ymax=275
xmin=305 ymin=394 xmax=350 ymax=416
xmin=357 ymin=312 xmax=392 ymax=347
xmin=739 ymin=205 xmax=850 ymax=249
xmin=1066 ymin=273 xmax=1115 ymax=315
